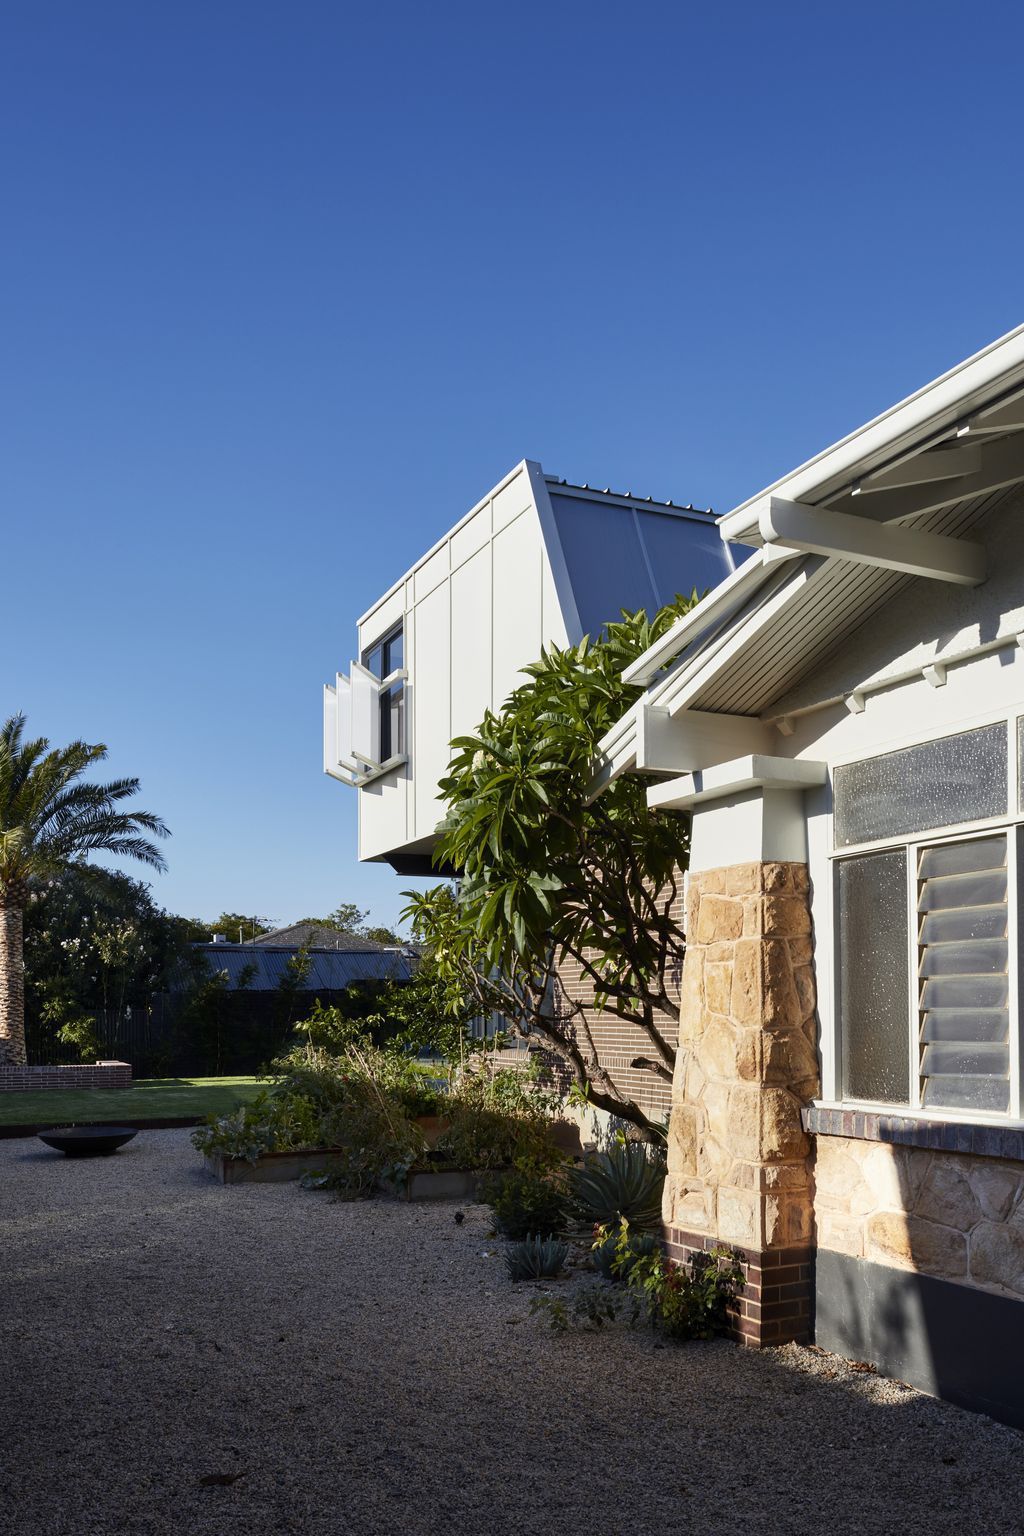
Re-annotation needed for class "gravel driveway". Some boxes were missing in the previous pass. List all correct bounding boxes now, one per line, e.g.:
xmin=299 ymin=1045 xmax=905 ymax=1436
xmin=2 ymin=1128 xmax=1022 ymax=1536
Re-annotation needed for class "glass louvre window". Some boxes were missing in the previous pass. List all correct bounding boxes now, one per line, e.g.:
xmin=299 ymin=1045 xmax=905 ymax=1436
xmin=361 ymin=624 xmax=404 ymax=761
xmin=918 ymin=835 xmax=1010 ymax=1113
xmin=833 ymin=723 xmax=1008 ymax=848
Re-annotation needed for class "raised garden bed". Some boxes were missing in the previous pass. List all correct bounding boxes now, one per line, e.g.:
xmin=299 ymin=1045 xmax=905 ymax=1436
xmin=204 ymin=1147 xmax=495 ymax=1199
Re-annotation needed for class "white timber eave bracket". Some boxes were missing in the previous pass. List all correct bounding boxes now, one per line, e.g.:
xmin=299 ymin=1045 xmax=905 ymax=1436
xmin=647 ymin=755 xmax=828 ymax=813
xmin=757 ymin=497 xmax=986 ymax=586
xmin=588 ymin=704 xmax=774 ymax=801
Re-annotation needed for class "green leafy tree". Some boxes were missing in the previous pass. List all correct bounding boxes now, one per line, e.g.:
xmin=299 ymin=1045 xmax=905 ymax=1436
xmin=0 ymin=715 xmax=168 ymax=1065
xmin=405 ymin=597 xmax=699 ymax=1137
xmin=208 ymin=913 xmax=274 ymax=943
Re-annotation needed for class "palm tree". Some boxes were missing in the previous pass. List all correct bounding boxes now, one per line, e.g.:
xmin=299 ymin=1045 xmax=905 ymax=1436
xmin=0 ymin=714 xmax=168 ymax=1066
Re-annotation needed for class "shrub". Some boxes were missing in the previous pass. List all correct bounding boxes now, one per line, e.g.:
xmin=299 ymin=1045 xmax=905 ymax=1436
xmin=592 ymin=1223 xmax=659 ymax=1280
xmin=505 ymin=1234 xmax=569 ymax=1282
xmin=570 ymin=1142 xmax=665 ymax=1228
xmin=486 ymin=1162 xmax=570 ymax=1239
xmin=604 ymin=1220 xmax=744 ymax=1340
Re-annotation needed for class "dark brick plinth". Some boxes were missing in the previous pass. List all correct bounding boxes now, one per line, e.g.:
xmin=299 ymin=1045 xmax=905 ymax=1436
xmin=664 ymin=1225 xmax=813 ymax=1347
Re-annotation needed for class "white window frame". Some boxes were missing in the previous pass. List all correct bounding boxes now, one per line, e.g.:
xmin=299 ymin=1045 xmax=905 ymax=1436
xmin=826 ymin=703 xmax=1023 ymax=1123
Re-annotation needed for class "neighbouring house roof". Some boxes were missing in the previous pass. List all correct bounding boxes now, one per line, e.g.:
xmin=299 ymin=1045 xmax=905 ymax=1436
xmin=179 ymin=940 xmax=418 ymax=992
xmin=596 ymin=323 xmax=1024 ymax=785
xmin=251 ymin=922 xmax=394 ymax=951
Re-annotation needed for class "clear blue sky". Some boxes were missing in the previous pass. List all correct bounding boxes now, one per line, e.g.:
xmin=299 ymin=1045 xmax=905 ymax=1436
xmin=3 ymin=1 xmax=1022 ymax=928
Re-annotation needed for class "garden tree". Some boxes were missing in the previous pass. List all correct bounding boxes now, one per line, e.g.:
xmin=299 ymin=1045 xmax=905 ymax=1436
xmin=297 ymin=903 xmax=400 ymax=945
xmin=403 ymin=596 xmax=700 ymax=1138
xmin=23 ymin=866 xmax=205 ymax=1057
xmin=208 ymin=912 xmax=274 ymax=943
xmin=0 ymin=714 xmax=168 ymax=1065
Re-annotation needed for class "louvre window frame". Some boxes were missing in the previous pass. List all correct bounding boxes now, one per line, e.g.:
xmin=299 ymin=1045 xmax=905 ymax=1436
xmin=829 ymin=708 xmax=1024 ymax=1122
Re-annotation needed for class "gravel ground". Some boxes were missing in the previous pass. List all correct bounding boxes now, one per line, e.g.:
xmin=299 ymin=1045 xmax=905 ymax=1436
xmin=3 ymin=1129 xmax=1022 ymax=1536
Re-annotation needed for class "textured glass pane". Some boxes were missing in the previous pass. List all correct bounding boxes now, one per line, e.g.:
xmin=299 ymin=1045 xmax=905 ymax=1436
xmin=918 ymin=870 xmax=1006 ymax=911
xmin=922 ymin=1009 xmax=1008 ymax=1043
xmin=838 ymin=851 xmax=910 ymax=1103
xmin=919 ymin=906 xmax=1006 ymax=943
xmin=919 ymin=835 xmax=1006 ymax=879
xmin=834 ymin=724 xmax=1007 ymax=847
xmin=921 ymin=1042 xmax=1009 ymax=1076
xmin=921 ymin=974 xmax=1009 ymax=1008
xmin=923 ymin=1075 xmax=1010 ymax=1113
xmin=919 ymin=938 xmax=1007 ymax=976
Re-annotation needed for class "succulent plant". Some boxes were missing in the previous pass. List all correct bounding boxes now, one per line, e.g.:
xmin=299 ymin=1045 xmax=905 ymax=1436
xmin=505 ymin=1233 xmax=570 ymax=1282
xmin=569 ymin=1143 xmax=666 ymax=1228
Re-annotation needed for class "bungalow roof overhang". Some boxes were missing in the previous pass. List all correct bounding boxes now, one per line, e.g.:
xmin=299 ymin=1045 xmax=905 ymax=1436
xmin=594 ymin=322 xmax=1024 ymax=796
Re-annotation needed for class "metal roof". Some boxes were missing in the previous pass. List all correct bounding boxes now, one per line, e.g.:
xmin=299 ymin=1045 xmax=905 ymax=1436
xmin=178 ymin=943 xmax=418 ymax=992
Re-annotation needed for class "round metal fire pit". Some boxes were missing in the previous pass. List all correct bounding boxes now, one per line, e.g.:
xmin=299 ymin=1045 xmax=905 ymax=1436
xmin=37 ymin=1126 xmax=138 ymax=1158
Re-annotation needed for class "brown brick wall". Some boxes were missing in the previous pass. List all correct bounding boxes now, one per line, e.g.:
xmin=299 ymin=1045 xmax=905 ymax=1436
xmin=0 ymin=1062 xmax=132 ymax=1092
xmin=664 ymin=1225 xmax=813 ymax=1346
xmin=554 ymin=875 xmax=684 ymax=1122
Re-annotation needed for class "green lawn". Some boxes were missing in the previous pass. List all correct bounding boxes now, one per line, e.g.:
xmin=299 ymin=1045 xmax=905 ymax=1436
xmin=0 ymin=1076 xmax=266 ymax=1128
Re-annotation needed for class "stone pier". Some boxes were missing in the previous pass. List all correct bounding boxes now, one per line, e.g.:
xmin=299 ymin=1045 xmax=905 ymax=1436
xmin=663 ymin=860 xmax=819 ymax=1345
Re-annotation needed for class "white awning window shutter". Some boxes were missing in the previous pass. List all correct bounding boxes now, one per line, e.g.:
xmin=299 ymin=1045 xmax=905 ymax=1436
xmin=350 ymin=660 xmax=381 ymax=768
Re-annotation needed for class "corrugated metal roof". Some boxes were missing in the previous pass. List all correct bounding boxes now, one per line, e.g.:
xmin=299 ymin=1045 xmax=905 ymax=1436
xmin=178 ymin=944 xmax=418 ymax=992
xmin=252 ymin=922 xmax=389 ymax=952
xmin=547 ymin=488 xmax=741 ymax=639
xmin=682 ymin=487 xmax=1017 ymax=717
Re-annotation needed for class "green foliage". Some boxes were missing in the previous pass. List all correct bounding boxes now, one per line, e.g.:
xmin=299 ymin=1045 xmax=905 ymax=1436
xmin=530 ymin=1285 xmax=634 ymax=1333
xmin=486 ymin=1162 xmax=570 ymax=1240
xmin=49 ymin=1003 xmax=103 ymax=1065
xmin=404 ymin=597 xmax=701 ymax=1135
xmin=206 ymin=913 xmax=274 ymax=943
xmin=603 ymin=1220 xmax=745 ymax=1341
xmin=505 ymin=1234 xmax=569 ymax=1282
xmin=591 ymin=1223 xmax=660 ymax=1280
xmin=570 ymin=1142 xmax=666 ymax=1229
xmin=191 ymin=1047 xmax=427 ymax=1197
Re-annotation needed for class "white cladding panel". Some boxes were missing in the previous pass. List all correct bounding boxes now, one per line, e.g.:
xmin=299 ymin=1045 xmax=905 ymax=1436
xmin=412 ymin=580 xmax=452 ymax=837
xmin=355 ymin=466 xmax=560 ymax=861
xmin=450 ymin=547 xmax=493 ymax=736
xmin=492 ymin=511 xmax=542 ymax=705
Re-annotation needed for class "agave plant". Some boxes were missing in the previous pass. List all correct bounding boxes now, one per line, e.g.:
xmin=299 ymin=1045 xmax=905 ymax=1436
xmin=505 ymin=1233 xmax=570 ymax=1282
xmin=570 ymin=1143 xmax=666 ymax=1229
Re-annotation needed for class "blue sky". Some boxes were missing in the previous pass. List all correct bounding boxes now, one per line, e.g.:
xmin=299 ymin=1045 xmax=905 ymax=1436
xmin=2 ymin=1 xmax=1022 ymax=928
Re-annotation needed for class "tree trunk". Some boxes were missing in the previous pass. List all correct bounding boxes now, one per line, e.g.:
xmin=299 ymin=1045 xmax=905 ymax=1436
xmin=0 ymin=901 xmax=27 ymax=1065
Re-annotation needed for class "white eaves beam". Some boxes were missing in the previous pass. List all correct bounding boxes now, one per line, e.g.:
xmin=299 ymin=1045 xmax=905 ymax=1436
xmin=853 ymin=445 xmax=980 ymax=494
xmin=636 ymin=706 xmax=773 ymax=775
xmin=758 ymin=497 xmax=986 ymax=586
xmin=646 ymin=755 xmax=828 ymax=812
xmin=958 ymin=394 xmax=1024 ymax=435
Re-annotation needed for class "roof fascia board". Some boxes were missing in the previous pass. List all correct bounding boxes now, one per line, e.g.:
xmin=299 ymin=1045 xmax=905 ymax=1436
xmin=719 ymin=323 xmax=1024 ymax=544
xmin=357 ymin=459 xmax=534 ymax=627
xmin=529 ymin=459 xmax=584 ymax=645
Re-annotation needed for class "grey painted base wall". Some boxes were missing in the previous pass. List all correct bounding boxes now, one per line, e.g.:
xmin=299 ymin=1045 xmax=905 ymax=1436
xmin=816 ymin=1248 xmax=1024 ymax=1428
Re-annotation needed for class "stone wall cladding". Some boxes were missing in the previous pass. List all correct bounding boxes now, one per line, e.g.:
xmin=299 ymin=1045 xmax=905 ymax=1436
xmin=813 ymin=1132 xmax=1024 ymax=1302
xmin=0 ymin=1062 xmax=132 ymax=1092
xmin=554 ymin=877 xmax=683 ymax=1122
xmin=664 ymin=1225 xmax=813 ymax=1346
xmin=665 ymin=861 xmax=819 ymax=1258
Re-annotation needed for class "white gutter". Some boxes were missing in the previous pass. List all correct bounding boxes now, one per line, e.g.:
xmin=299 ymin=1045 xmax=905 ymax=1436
xmin=719 ymin=321 xmax=1024 ymax=546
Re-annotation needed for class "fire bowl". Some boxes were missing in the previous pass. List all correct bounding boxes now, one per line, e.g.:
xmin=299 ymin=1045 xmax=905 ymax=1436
xmin=38 ymin=1126 xmax=138 ymax=1157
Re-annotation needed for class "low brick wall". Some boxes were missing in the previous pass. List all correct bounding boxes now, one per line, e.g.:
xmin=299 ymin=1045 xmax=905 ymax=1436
xmin=0 ymin=1061 xmax=132 ymax=1093
xmin=664 ymin=1225 xmax=813 ymax=1346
